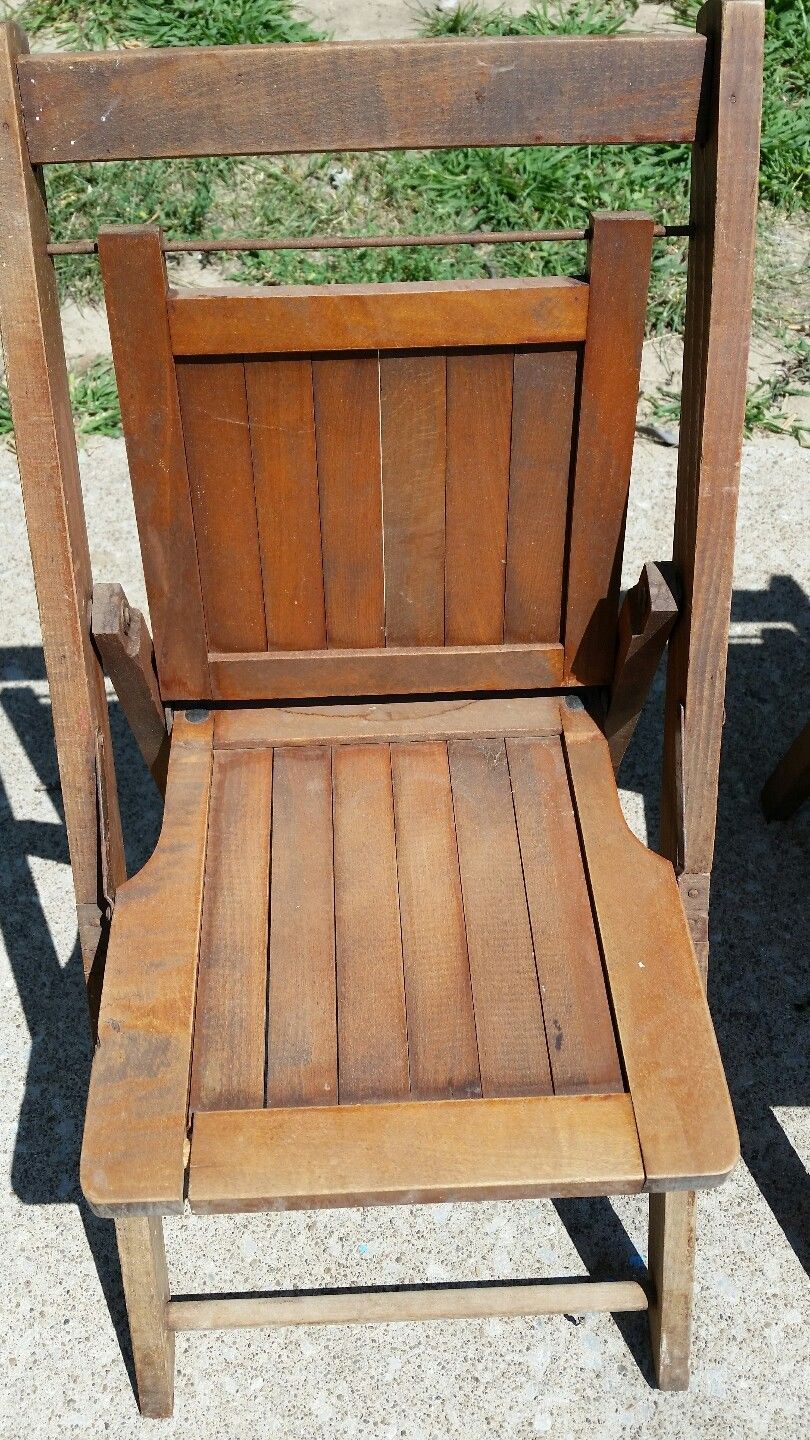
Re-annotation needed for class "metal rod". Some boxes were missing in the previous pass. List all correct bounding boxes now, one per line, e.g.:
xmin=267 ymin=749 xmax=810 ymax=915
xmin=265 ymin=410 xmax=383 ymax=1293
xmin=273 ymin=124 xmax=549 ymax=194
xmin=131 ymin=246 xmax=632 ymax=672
xmin=47 ymin=223 xmax=690 ymax=258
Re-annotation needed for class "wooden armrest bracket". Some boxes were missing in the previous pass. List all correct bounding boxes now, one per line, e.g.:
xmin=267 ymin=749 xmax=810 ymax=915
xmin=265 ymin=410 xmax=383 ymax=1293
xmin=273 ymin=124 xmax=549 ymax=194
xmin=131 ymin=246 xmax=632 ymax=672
xmin=604 ymin=562 xmax=679 ymax=771
xmin=91 ymin=582 xmax=170 ymax=794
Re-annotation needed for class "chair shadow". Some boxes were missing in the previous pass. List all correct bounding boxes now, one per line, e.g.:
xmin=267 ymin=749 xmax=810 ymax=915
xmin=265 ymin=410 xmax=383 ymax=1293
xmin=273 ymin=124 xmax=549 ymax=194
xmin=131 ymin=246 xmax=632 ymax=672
xmin=0 ymin=656 xmax=162 ymax=1399
xmin=1 ymin=576 xmax=807 ymax=1392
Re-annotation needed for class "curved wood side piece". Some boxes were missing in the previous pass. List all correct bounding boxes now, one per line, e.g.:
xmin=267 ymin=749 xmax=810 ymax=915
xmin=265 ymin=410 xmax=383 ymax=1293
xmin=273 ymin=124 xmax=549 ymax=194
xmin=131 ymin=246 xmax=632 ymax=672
xmin=561 ymin=702 xmax=738 ymax=1189
xmin=81 ymin=713 xmax=214 ymax=1216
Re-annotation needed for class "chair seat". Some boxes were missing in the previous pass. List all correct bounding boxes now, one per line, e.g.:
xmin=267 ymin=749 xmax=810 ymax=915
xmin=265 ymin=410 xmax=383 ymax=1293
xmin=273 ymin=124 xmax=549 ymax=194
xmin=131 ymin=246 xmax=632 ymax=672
xmin=81 ymin=695 xmax=738 ymax=1218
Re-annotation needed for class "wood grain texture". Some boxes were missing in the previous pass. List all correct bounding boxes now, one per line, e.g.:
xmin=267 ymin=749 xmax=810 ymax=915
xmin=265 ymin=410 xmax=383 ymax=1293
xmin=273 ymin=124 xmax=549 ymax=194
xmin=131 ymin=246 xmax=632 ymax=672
xmin=98 ymin=226 xmax=209 ymax=697
xmin=504 ymin=348 xmax=579 ymax=642
xmin=81 ymin=714 xmax=213 ymax=1215
xmin=391 ymin=743 xmax=480 ymax=1100
xmin=189 ymin=749 xmax=272 ymax=1112
xmin=169 ymin=1279 xmax=649 ymax=1331
xmin=266 ymin=747 xmax=337 ymax=1107
xmin=18 ymin=35 xmax=708 ymax=164
xmin=380 ymin=352 xmax=446 ymax=646
xmin=245 ymin=359 xmax=326 ymax=649
xmin=208 ymin=641 xmax=564 ymax=701
xmin=175 ymin=358 xmax=267 ymax=653
xmin=169 ymin=278 xmax=588 ymax=355
xmin=648 ymin=1189 xmax=697 ymax=1390
xmin=332 ymin=744 xmax=410 ymax=1102
xmin=564 ymin=213 xmax=654 ymax=684
xmin=448 ymin=738 xmax=552 ymax=1097
xmin=561 ymin=703 xmax=739 ymax=1188
xmin=604 ymin=561 xmax=679 ymax=770
xmin=91 ymin=582 xmax=169 ymax=793
xmin=506 ymin=736 xmax=623 ymax=1095
xmin=445 ymin=351 xmax=514 ymax=644
xmin=0 ymin=24 xmax=126 ymax=995
xmin=116 ymin=1217 xmax=174 ymax=1418
xmin=187 ymin=1093 xmax=645 ymax=1211
xmin=661 ymin=0 xmax=766 ymax=875
xmin=214 ymin=694 xmax=561 ymax=749
xmin=313 ymin=356 xmax=385 ymax=648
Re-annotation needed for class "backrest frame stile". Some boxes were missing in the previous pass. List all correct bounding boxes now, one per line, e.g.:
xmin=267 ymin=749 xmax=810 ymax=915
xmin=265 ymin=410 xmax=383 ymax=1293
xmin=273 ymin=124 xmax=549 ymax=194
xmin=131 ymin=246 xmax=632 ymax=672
xmin=0 ymin=4 xmax=765 ymax=1004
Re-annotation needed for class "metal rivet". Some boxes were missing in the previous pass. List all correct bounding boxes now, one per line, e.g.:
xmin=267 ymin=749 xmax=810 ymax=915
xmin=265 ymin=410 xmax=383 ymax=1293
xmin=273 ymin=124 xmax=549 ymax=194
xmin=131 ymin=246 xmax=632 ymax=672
xmin=688 ymin=887 xmax=699 ymax=899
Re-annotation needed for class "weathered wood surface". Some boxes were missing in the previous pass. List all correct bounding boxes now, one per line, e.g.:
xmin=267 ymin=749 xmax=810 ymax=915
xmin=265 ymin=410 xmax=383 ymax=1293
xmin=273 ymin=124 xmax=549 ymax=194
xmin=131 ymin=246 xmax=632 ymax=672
xmin=213 ymin=695 xmax=561 ymax=749
xmin=0 ymin=24 xmax=126 ymax=997
xmin=564 ymin=213 xmax=654 ymax=684
xmin=188 ymin=1095 xmax=645 ymax=1212
xmin=18 ymin=34 xmax=708 ymax=164
xmin=91 ymin=582 xmax=169 ymax=793
xmin=661 ymin=0 xmax=764 ymax=880
xmin=562 ymin=702 xmax=738 ymax=1189
xmin=81 ymin=715 xmax=213 ymax=1216
xmin=168 ymin=278 xmax=588 ymax=354
xmin=168 ymin=1279 xmax=649 ymax=1331
xmin=604 ymin=562 xmax=679 ymax=770
xmin=116 ymin=1217 xmax=174 ymax=1419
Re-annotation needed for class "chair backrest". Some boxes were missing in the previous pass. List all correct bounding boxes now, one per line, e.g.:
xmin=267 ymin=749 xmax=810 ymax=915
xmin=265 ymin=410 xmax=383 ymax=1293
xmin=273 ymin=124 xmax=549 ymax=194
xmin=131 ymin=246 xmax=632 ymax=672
xmin=0 ymin=7 xmax=765 ymax=958
xmin=99 ymin=214 xmax=653 ymax=704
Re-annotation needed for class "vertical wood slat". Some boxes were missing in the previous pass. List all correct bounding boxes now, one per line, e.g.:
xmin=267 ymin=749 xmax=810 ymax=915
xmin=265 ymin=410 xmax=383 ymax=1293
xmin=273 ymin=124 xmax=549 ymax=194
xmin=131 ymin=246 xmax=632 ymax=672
xmin=245 ymin=359 xmax=327 ymax=650
xmin=0 ymin=27 xmax=126 ymax=994
xmin=175 ymin=359 xmax=267 ymax=654
xmin=189 ymin=749 xmax=272 ymax=1112
xmin=332 ymin=744 xmax=410 ymax=1102
xmin=266 ymin=746 xmax=337 ymax=1106
xmin=504 ymin=348 xmax=579 ymax=642
xmin=661 ymin=0 xmax=765 ymax=878
xmin=448 ymin=737 xmax=552 ymax=1097
xmin=445 ymin=351 xmax=514 ymax=644
xmin=507 ymin=736 xmax=623 ymax=1094
xmin=564 ymin=212 xmax=655 ymax=683
xmin=380 ymin=352 xmax=447 ymax=645
xmin=391 ymin=742 xmax=480 ymax=1100
xmin=98 ymin=225 xmax=209 ymax=698
xmin=314 ymin=356 xmax=385 ymax=647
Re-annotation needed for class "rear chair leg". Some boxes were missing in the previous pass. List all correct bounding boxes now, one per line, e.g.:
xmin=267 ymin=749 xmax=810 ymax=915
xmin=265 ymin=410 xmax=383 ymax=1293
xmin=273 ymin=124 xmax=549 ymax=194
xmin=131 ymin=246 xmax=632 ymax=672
xmin=116 ymin=1216 xmax=175 ymax=1418
xmin=647 ymin=1190 xmax=696 ymax=1390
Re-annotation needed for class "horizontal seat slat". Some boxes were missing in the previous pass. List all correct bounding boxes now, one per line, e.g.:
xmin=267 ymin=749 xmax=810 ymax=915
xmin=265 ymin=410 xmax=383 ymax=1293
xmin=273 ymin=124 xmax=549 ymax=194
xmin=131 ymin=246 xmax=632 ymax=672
xmin=212 ymin=694 xmax=562 ymax=748
xmin=206 ymin=642 xmax=565 ymax=702
xmin=168 ymin=279 xmax=588 ymax=356
xmin=187 ymin=1094 xmax=645 ymax=1212
xmin=18 ymin=35 xmax=708 ymax=165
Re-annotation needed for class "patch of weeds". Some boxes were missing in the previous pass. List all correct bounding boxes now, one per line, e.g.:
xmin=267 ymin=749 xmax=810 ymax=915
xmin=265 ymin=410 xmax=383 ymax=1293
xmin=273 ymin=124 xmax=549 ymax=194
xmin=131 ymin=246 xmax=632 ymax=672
xmin=69 ymin=358 xmax=122 ymax=436
xmin=671 ymin=0 xmax=809 ymax=213
xmin=421 ymin=0 xmax=634 ymax=37
xmin=0 ymin=358 xmax=122 ymax=441
xmin=15 ymin=0 xmax=323 ymax=48
xmin=650 ymin=335 xmax=810 ymax=445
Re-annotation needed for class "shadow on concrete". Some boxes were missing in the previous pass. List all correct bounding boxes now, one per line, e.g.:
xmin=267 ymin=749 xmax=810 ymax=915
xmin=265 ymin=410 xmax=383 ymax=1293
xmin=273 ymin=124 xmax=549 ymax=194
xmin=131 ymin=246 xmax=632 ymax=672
xmin=1 ymin=576 xmax=807 ymax=1389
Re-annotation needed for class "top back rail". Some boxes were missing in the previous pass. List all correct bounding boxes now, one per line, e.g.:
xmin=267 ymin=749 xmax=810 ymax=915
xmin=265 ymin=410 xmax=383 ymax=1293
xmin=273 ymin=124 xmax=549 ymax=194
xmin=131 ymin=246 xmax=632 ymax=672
xmin=17 ymin=34 xmax=708 ymax=164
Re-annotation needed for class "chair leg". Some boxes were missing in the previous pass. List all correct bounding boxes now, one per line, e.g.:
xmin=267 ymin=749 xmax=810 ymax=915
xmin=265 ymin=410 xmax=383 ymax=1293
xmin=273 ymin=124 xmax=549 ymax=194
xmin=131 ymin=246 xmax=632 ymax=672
xmin=647 ymin=1190 xmax=696 ymax=1390
xmin=116 ymin=1216 xmax=175 ymax=1418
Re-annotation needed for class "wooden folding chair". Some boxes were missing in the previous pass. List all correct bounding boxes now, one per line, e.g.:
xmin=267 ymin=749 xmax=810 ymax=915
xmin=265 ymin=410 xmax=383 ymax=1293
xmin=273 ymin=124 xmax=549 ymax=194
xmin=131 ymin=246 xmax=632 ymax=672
xmin=0 ymin=2 xmax=764 ymax=1418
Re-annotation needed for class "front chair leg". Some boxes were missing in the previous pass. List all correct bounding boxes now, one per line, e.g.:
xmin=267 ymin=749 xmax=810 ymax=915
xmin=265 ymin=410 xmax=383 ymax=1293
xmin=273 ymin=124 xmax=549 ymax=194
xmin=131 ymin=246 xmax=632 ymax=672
xmin=647 ymin=1190 xmax=696 ymax=1390
xmin=116 ymin=1216 xmax=175 ymax=1418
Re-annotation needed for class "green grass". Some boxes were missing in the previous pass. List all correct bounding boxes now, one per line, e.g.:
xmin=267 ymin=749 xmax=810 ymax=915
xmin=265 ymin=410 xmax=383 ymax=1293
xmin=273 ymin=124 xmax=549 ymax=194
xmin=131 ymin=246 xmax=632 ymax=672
xmin=0 ymin=359 xmax=122 ymax=440
xmin=9 ymin=0 xmax=809 ymax=438
xmin=15 ymin=0 xmax=323 ymax=48
xmin=650 ymin=335 xmax=810 ymax=446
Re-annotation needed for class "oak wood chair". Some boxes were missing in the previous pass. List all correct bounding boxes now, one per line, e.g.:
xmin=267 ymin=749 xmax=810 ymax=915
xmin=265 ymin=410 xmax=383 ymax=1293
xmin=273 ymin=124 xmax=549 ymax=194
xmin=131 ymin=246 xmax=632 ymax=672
xmin=0 ymin=2 xmax=764 ymax=1417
